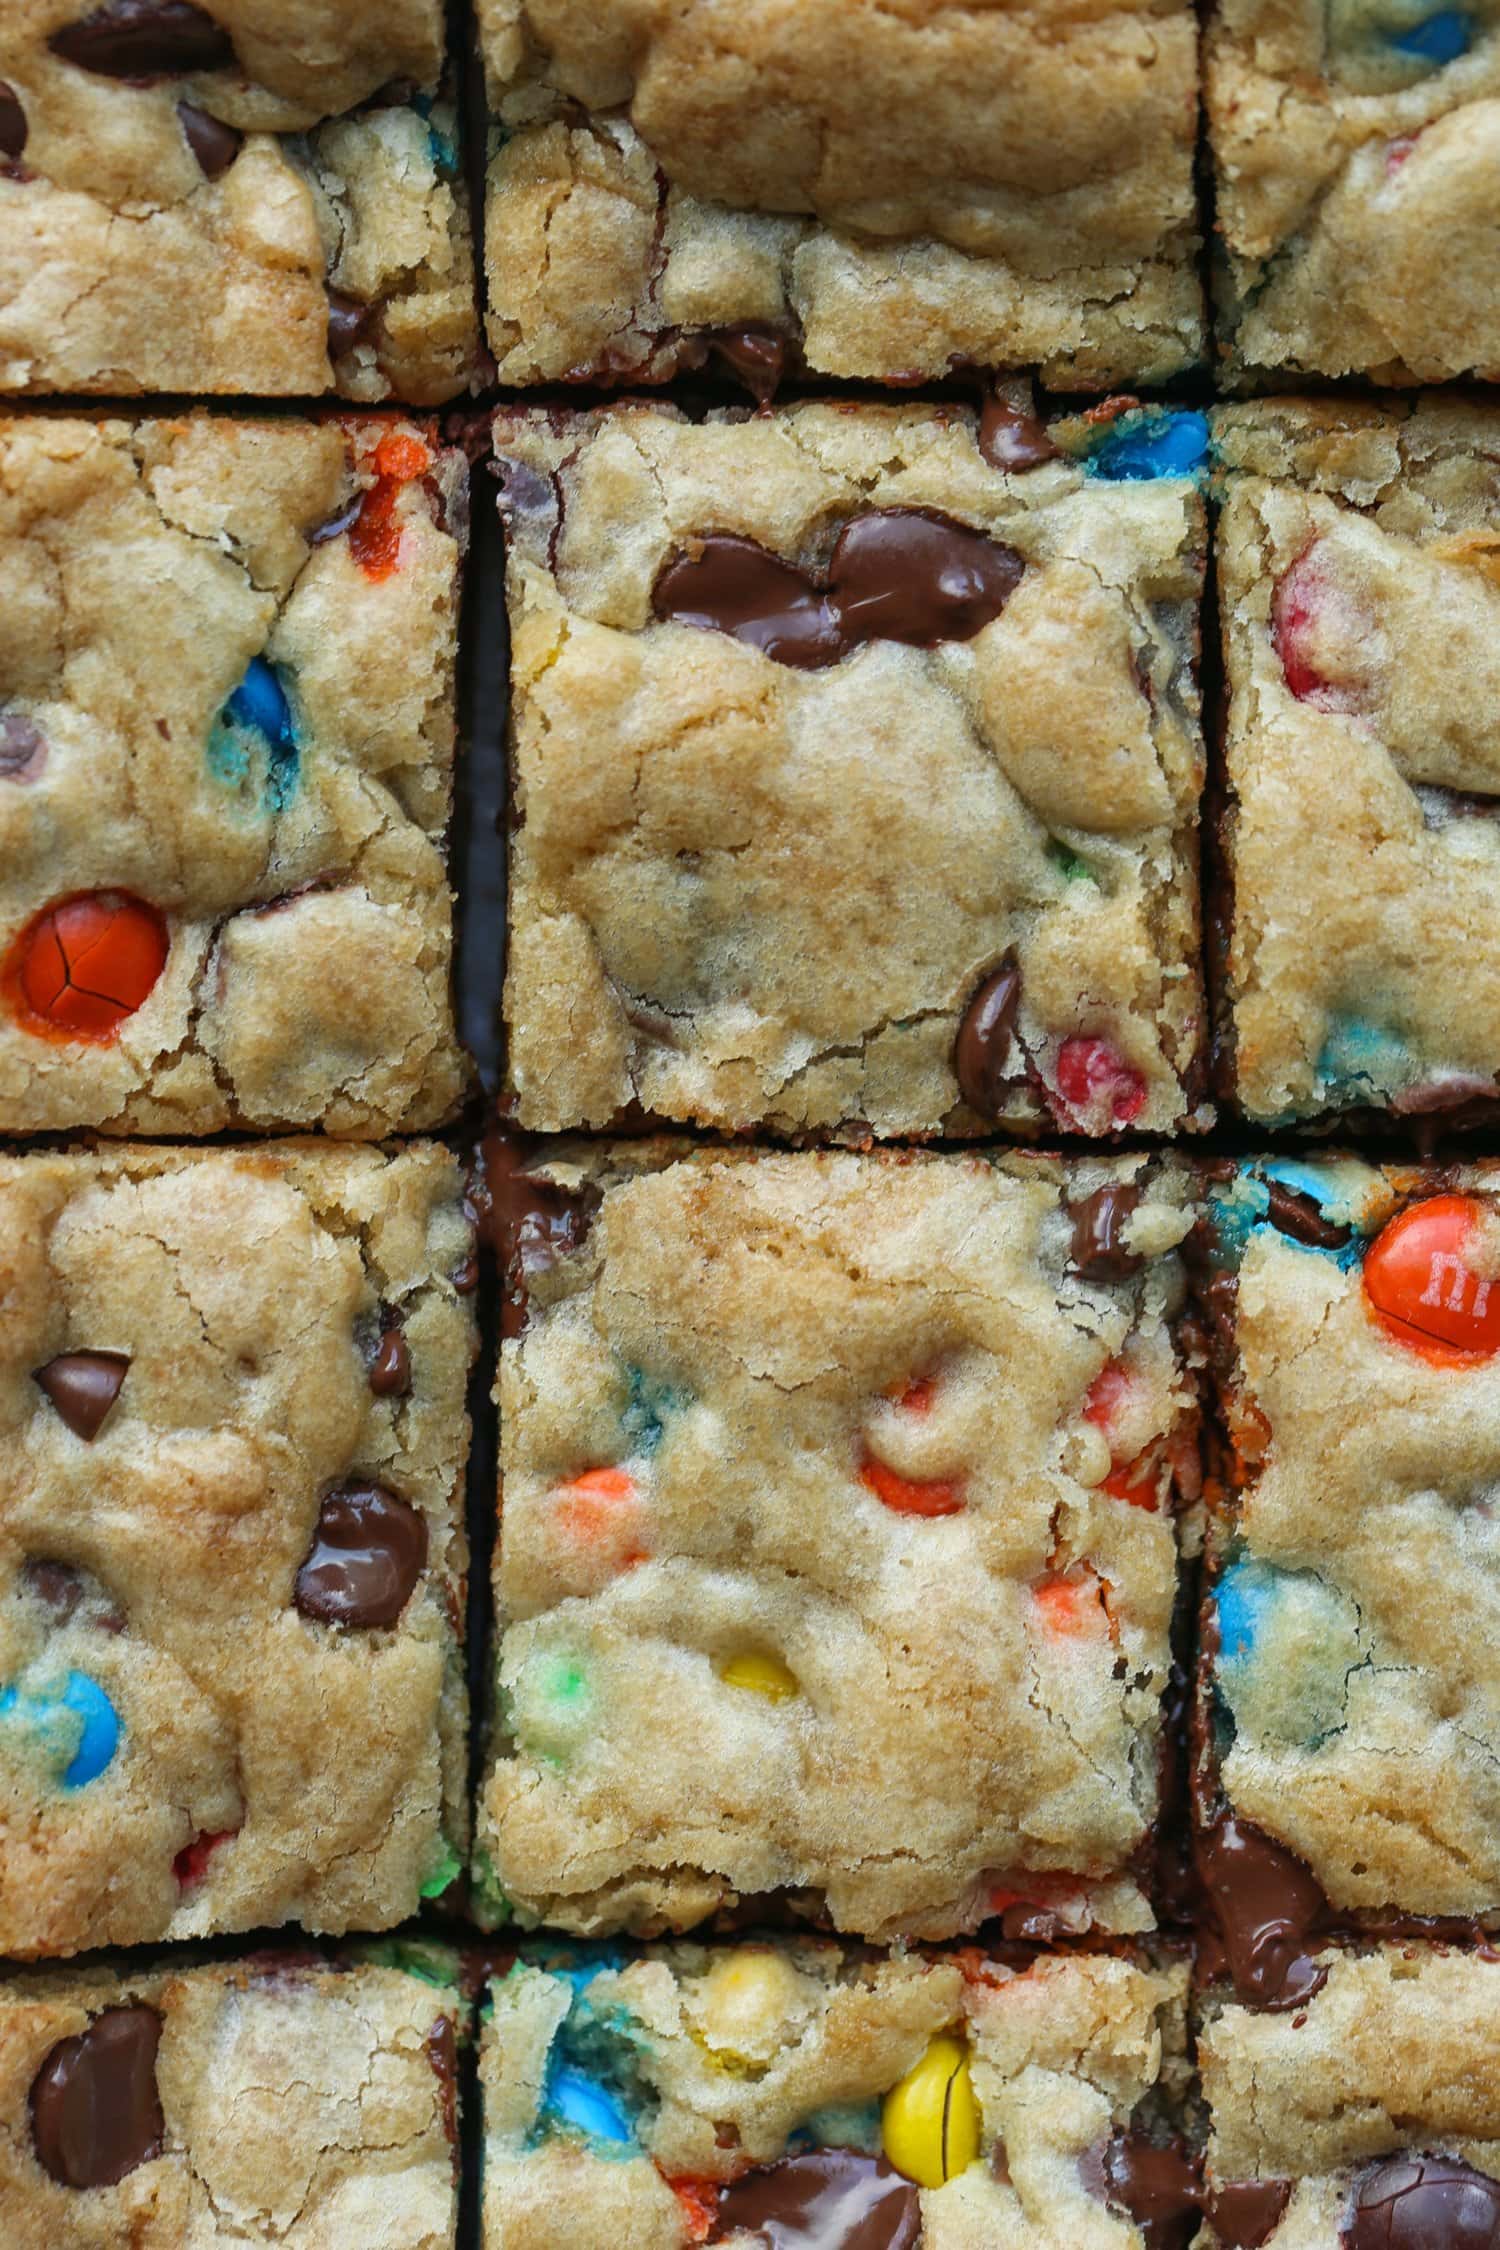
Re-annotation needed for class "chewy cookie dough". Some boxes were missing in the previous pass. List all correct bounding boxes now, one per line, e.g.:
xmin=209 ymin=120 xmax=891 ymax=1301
xmin=0 ymin=411 xmax=469 ymax=1137
xmin=474 ymin=1141 xmax=1198 ymax=1943
xmin=0 ymin=1949 xmax=463 ymax=2247
xmin=1208 ymin=0 xmax=1500 ymax=385
xmin=478 ymin=0 xmax=1204 ymax=391
xmin=1213 ymin=397 xmax=1500 ymax=1130
xmin=481 ymin=1939 xmax=1190 ymax=2250
xmin=0 ymin=1140 xmax=474 ymax=1957
xmin=497 ymin=398 xmax=1210 ymax=1141
xmin=0 ymin=0 xmax=479 ymax=401
xmin=1194 ymin=1157 xmax=1500 ymax=2004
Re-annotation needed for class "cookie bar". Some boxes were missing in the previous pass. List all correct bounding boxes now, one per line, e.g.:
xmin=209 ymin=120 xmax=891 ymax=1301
xmin=1192 ymin=1156 xmax=1500 ymax=2005
xmin=472 ymin=1140 xmax=1198 ymax=1943
xmin=0 ymin=411 xmax=469 ymax=1137
xmin=0 ymin=0 xmax=478 ymax=401
xmin=0 ymin=1140 xmax=474 ymax=1957
xmin=1197 ymin=1943 xmax=1500 ymax=2245
xmin=480 ymin=1939 xmax=1190 ymax=2250
xmin=478 ymin=0 xmax=1204 ymax=392
xmin=1212 ymin=397 xmax=1500 ymax=1130
xmin=1207 ymin=0 xmax=1500 ymax=385
xmin=0 ymin=1949 xmax=462 ymax=2246
xmin=497 ymin=398 xmax=1210 ymax=1141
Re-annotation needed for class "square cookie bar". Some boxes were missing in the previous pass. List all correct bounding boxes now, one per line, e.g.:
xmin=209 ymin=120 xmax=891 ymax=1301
xmin=478 ymin=0 xmax=1204 ymax=391
xmin=0 ymin=1141 xmax=475 ymax=1957
xmin=480 ymin=1939 xmax=1190 ymax=2250
xmin=1213 ymin=398 xmax=1500 ymax=1131
xmin=0 ymin=411 xmax=469 ymax=1137
xmin=0 ymin=1949 xmax=463 ymax=2245
xmin=0 ymin=0 xmax=478 ymax=401
xmin=473 ymin=1141 xmax=1198 ymax=1943
xmin=497 ymin=398 xmax=1210 ymax=1141
xmin=1208 ymin=0 xmax=1500 ymax=384
xmin=1193 ymin=1157 xmax=1500 ymax=2007
xmin=1197 ymin=1943 xmax=1500 ymax=2245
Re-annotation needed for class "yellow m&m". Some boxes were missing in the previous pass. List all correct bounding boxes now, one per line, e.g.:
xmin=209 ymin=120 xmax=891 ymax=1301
xmin=881 ymin=2035 xmax=981 ymax=2190
xmin=718 ymin=1651 xmax=798 ymax=1701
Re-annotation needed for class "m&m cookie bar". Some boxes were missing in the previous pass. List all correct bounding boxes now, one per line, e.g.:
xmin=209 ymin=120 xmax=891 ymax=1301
xmin=1212 ymin=397 xmax=1500 ymax=1131
xmin=497 ymin=397 xmax=1210 ymax=1141
xmin=1208 ymin=0 xmax=1500 ymax=385
xmin=0 ymin=412 xmax=468 ymax=1137
xmin=474 ymin=1142 xmax=1198 ymax=1943
xmin=478 ymin=0 xmax=1203 ymax=393
xmin=1194 ymin=1158 xmax=1500 ymax=2000
xmin=0 ymin=1141 xmax=474 ymax=1957
xmin=479 ymin=1938 xmax=1190 ymax=2250
xmin=0 ymin=0 xmax=479 ymax=401
xmin=0 ymin=1949 xmax=463 ymax=2246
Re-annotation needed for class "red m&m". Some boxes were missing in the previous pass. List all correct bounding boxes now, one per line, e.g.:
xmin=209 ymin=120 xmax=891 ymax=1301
xmin=1054 ymin=1037 xmax=1147 ymax=1127
xmin=4 ymin=891 xmax=168 ymax=1042
xmin=1363 ymin=1195 xmax=1500 ymax=1365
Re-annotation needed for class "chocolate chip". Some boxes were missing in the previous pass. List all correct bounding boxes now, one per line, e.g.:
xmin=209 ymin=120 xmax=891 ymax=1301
xmin=22 ymin=1560 xmax=86 ymax=1620
xmin=33 ymin=1352 xmax=130 ymax=1443
xmin=707 ymin=324 xmax=789 ymax=404
xmin=427 ymin=2017 xmax=458 ymax=2151
xmin=369 ymin=1329 xmax=411 ymax=1400
xmin=1209 ymin=2178 xmax=1293 ymax=2249
xmin=1069 ymin=1184 xmax=1143 ymax=1281
xmin=978 ymin=393 xmax=1059 ymax=474
xmin=176 ymin=99 xmax=241 ymax=177
xmin=1195 ymin=1813 xmax=1330 ymax=2010
xmin=0 ymin=82 xmax=27 ymax=163
xmin=472 ymin=1137 xmax=601 ymax=1340
xmin=710 ymin=2148 xmax=921 ymax=2248
xmin=954 ymin=956 xmax=1022 ymax=1116
xmin=293 ymin=1482 xmax=427 ymax=1629
xmin=1342 ymin=2155 xmax=1500 ymax=2249
xmin=49 ymin=1 xmax=235 ymax=78
xmin=1083 ymin=2130 xmax=1203 ymax=2250
xmin=31 ymin=2006 xmax=164 ymax=2190
xmin=0 ymin=712 xmax=46 ymax=781
xmin=1264 ymin=1181 xmax=1352 ymax=1249
xmin=326 ymin=291 xmax=374 ymax=360
xmin=654 ymin=535 xmax=842 ymax=669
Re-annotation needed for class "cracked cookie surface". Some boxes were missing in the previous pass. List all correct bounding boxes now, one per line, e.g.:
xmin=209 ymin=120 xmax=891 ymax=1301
xmin=0 ymin=1141 xmax=474 ymax=1957
xmin=1213 ymin=397 xmax=1500 ymax=1128
xmin=478 ymin=0 xmax=1203 ymax=389
xmin=0 ymin=412 xmax=468 ymax=1137
xmin=474 ymin=1142 xmax=1197 ymax=1943
xmin=497 ymin=399 xmax=1209 ymax=1142
xmin=0 ymin=0 xmax=479 ymax=401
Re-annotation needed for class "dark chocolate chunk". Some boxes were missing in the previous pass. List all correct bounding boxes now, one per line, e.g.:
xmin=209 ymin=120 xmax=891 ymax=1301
xmin=369 ymin=1329 xmax=412 ymax=1400
xmin=1264 ymin=1181 xmax=1352 ymax=1250
xmin=326 ymin=291 xmax=375 ymax=360
xmin=31 ymin=2006 xmax=164 ymax=2189
xmin=49 ymin=1 xmax=235 ymax=78
xmin=708 ymin=325 xmax=790 ymax=404
xmin=1083 ymin=2130 xmax=1202 ymax=2250
xmin=472 ymin=1137 xmax=601 ymax=1340
xmin=176 ymin=100 xmax=241 ymax=177
xmin=0 ymin=82 xmax=27 ymax=163
xmin=33 ymin=1352 xmax=130 ymax=1442
xmin=293 ymin=1482 xmax=427 ymax=1629
xmin=1195 ymin=1813 xmax=1330 ymax=2009
xmin=653 ymin=536 xmax=842 ymax=670
xmin=979 ymin=393 xmax=1059 ymax=474
xmin=0 ymin=711 xmax=47 ymax=781
xmin=711 ymin=2148 xmax=921 ymax=2248
xmin=21 ymin=1559 xmax=87 ymax=1620
xmin=1342 ymin=2154 xmax=1500 ymax=2249
xmin=1069 ymin=1184 xmax=1143 ymax=1281
xmin=1210 ymin=2178 xmax=1294 ymax=2248
xmin=954 ymin=956 xmax=1022 ymax=1116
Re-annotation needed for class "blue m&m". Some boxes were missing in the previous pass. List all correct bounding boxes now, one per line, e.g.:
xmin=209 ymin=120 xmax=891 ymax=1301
xmin=0 ymin=1668 xmax=121 ymax=1788
xmin=1087 ymin=410 xmax=1210 ymax=483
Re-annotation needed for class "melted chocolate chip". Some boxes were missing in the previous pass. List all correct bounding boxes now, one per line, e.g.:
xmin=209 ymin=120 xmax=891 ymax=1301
xmin=1069 ymin=1184 xmax=1143 ymax=1281
xmin=472 ymin=1137 xmax=601 ymax=1340
xmin=711 ymin=2149 xmax=921 ymax=2249
xmin=1195 ymin=1814 xmax=1331 ymax=2009
xmin=33 ymin=1352 xmax=130 ymax=1442
xmin=427 ymin=2016 xmax=458 ymax=2152
xmin=1 ymin=712 xmax=46 ymax=781
xmin=293 ymin=1482 xmax=427 ymax=1629
xmin=327 ymin=291 xmax=375 ymax=359
xmin=1342 ymin=2154 xmax=1500 ymax=2249
xmin=1264 ymin=1182 xmax=1352 ymax=1250
xmin=1084 ymin=2131 xmax=1202 ymax=2250
xmin=22 ymin=1560 xmax=86 ymax=1620
xmin=979 ymin=394 xmax=1059 ymax=473
xmin=1210 ymin=2178 xmax=1294 ymax=2248
xmin=0 ymin=82 xmax=27 ymax=163
xmin=954 ymin=956 xmax=1022 ymax=1115
xmin=369 ymin=1329 xmax=412 ymax=1399
xmin=31 ymin=2005 xmax=164 ymax=2189
xmin=652 ymin=509 xmax=1024 ymax=672
xmin=176 ymin=99 xmax=241 ymax=177
xmin=49 ymin=1 xmax=235 ymax=77
xmin=709 ymin=326 xmax=790 ymax=403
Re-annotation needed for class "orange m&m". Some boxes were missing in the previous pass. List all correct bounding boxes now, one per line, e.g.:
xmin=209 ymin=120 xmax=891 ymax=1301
xmin=4 ymin=891 xmax=168 ymax=1042
xmin=859 ymin=1454 xmax=965 ymax=1518
xmin=1363 ymin=1195 xmax=1500 ymax=1365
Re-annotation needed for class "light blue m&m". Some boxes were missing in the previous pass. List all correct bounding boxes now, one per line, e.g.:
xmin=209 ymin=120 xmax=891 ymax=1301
xmin=210 ymin=656 xmax=300 ymax=812
xmin=546 ymin=2067 xmax=634 ymax=2145
xmin=1088 ymin=410 xmax=1210 ymax=483
xmin=0 ymin=1669 xmax=121 ymax=1788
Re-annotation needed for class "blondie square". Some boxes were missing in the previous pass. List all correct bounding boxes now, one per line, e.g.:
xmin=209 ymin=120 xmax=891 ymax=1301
xmin=0 ymin=1949 xmax=463 ymax=2247
xmin=0 ymin=1140 xmax=474 ymax=1957
xmin=1208 ymin=0 xmax=1500 ymax=385
xmin=0 ymin=411 xmax=469 ymax=1137
xmin=0 ymin=0 xmax=479 ymax=401
xmin=497 ymin=398 xmax=1210 ymax=1141
xmin=478 ymin=0 xmax=1204 ymax=392
xmin=473 ymin=1141 xmax=1198 ymax=1943
xmin=1212 ymin=398 xmax=1500 ymax=1130
xmin=480 ymin=1939 xmax=1190 ymax=2250
xmin=1193 ymin=1157 xmax=1500 ymax=2005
